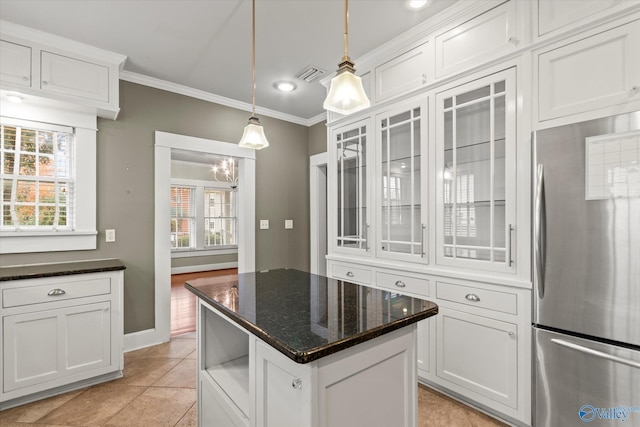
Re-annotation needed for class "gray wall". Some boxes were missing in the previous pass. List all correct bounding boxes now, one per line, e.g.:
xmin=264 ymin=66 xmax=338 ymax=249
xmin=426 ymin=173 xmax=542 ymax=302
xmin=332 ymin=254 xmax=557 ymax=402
xmin=0 ymin=81 xmax=313 ymax=334
xmin=308 ymin=120 xmax=328 ymax=156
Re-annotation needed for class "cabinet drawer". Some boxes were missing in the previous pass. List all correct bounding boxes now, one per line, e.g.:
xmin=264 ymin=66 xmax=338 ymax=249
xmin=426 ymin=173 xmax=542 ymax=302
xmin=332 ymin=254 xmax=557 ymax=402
xmin=377 ymin=272 xmax=429 ymax=297
xmin=436 ymin=282 xmax=517 ymax=314
xmin=332 ymin=264 xmax=372 ymax=285
xmin=3 ymin=278 xmax=111 ymax=308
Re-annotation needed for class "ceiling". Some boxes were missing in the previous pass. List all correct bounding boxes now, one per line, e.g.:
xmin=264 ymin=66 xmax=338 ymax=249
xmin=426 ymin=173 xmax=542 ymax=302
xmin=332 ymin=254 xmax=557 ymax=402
xmin=0 ymin=0 xmax=458 ymax=124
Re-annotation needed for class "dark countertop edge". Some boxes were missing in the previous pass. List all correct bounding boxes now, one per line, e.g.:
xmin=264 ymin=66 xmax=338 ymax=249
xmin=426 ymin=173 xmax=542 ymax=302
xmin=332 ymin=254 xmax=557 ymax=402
xmin=0 ymin=259 xmax=126 ymax=281
xmin=185 ymin=282 xmax=438 ymax=364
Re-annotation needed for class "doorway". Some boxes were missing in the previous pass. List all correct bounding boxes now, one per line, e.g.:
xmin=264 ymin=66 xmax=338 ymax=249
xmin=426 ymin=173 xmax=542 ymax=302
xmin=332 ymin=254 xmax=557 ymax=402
xmin=310 ymin=152 xmax=328 ymax=276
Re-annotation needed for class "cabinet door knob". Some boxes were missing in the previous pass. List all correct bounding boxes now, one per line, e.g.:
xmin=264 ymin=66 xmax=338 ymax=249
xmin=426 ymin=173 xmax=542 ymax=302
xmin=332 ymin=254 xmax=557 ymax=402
xmin=346 ymin=271 xmax=354 ymax=278
xmin=465 ymin=293 xmax=480 ymax=302
xmin=48 ymin=288 xmax=66 ymax=296
xmin=42 ymin=80 xmax=48 ymax=86
xmin=631 ymin=86 xmax=640 ymax=95
xmin=395 ymin=280 xmax=406 ymax=288
xmin=508 ymin=36 xmax=518 ymax=45
xmin=508 ymin=331 xmax=515 ymax=337
xmin=292 ymin=378 xmax=302 ymax=389
xmin=422 ymin=73 xmax=427 ymax=84
xmin=22 ymin=76 xmax=29 ymax=81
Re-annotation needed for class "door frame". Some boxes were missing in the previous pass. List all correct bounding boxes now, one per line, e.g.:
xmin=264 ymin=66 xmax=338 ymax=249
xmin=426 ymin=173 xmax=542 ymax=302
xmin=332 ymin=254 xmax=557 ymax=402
xmin=310 ymin=152 xmax=328 ymax=276
xmin=125 ymin=131 xmax=256 ymax=351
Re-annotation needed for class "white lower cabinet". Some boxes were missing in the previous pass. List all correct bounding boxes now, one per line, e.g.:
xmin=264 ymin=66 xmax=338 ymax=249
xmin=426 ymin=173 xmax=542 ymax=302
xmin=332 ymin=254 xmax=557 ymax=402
xmin=198 ymin=298 xmax=418 ymax=427
xmin=0 ymin=268 xmax=124 ymax=410
xmin=436 ymin=307 xmax=517 ymax=408
xmin=3 ymin=302 xmax=111 ymax=393
xmin=422 ymin=279 xmax=531 ymax=425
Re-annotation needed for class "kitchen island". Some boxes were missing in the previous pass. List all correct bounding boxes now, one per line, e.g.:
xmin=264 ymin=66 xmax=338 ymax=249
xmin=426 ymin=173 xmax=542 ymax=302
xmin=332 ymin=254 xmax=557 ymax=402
xmin=185 ymin=268 xmax=438 ymax=427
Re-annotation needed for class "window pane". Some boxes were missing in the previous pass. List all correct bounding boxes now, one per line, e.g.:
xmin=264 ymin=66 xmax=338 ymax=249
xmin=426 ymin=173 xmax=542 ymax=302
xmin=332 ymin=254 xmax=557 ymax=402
xmin=1 ymin=122 xmax=73 ymax=231
xmin=204 ymin=187 xmax=237 ymax=247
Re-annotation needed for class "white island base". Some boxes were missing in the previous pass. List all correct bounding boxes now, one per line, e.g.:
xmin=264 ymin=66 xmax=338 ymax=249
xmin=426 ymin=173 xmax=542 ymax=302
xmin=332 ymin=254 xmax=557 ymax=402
xmin=197 ymin=299 xmax=419 ymax=427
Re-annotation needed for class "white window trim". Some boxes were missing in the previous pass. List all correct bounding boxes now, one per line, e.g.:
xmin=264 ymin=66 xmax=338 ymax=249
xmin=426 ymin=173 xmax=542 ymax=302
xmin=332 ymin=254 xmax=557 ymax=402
xmin=0 ymin=101 xmax=97 ymax=254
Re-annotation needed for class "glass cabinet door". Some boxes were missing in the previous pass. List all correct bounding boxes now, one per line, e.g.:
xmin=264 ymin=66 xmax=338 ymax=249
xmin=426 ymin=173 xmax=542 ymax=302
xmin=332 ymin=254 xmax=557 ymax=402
xmin=436 ymin=68 xmax=516 ymax=272
xmin=377 ymin=102 xmax=427 ymax=262
xmin=333 ymin=119 xmax=371 ymax=254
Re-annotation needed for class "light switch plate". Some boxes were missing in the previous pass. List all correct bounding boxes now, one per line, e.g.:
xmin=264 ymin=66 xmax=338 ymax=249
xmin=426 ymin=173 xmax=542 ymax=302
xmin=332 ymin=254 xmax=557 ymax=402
xmin=260 ymin=220 xmax=269 ymax=230
xmin=285 ymin=220 xmax=293 ymax=229
xmin=105 ymin=229 xmax=116 ymax=242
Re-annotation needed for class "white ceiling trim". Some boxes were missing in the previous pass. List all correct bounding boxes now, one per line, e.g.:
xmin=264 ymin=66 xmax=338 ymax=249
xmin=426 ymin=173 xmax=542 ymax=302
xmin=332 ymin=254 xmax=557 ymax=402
xmin=120 ymin=70 xmax=325 ymax=127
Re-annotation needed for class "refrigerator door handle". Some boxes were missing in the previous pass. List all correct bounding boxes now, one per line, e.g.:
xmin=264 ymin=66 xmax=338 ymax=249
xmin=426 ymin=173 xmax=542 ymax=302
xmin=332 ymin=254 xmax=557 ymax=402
xmin=551 ymin=338 xmax=640 ymax=369
xmin=534 ymin=163 xmax=546 ymax=298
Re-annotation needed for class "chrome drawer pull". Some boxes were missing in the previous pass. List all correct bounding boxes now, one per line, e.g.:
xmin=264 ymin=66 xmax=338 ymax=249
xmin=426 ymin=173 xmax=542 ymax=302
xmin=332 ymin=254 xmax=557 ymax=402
xmin=48 ymin=289 xmax=66 ymax=296
xmin=465 ymin=293 xmax=480 ymax=302
xmin=395 ymin=280 xmax=406 ymax=288
xmin=346 ymin=271 xmax=354 ymax=277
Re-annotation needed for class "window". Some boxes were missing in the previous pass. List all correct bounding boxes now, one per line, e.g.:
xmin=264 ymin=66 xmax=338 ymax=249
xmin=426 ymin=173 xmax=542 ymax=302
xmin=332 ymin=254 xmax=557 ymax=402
xmin=170 ymin=186 xmax=194 ymax=250
xmin=204 ymin=188 xmax=236 ymax=247
xmin=1 ymin=122 xmax=73 ymax=231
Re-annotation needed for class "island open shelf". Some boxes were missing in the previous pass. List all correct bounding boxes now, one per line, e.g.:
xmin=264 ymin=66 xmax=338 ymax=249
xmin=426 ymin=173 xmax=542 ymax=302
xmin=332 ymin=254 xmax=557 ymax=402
xmin=187 ymin=269 xmax=438 ymax=427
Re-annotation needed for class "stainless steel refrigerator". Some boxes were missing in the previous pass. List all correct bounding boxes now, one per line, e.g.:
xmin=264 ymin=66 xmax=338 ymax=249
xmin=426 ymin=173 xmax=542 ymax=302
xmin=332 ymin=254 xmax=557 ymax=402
xmin=533 ymin=112 xmax=640 ymax=426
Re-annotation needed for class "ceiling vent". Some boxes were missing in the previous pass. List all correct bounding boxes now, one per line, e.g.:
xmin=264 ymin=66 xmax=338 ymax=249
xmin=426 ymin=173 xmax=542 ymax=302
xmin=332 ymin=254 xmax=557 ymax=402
xmin=295 ymin=65 xmax=326 ymax=83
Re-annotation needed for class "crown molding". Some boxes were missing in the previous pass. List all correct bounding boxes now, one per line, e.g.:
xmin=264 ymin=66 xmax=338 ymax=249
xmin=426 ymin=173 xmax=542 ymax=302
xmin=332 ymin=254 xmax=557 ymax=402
xmin=119 ymin=70 xmax=322 ymax=127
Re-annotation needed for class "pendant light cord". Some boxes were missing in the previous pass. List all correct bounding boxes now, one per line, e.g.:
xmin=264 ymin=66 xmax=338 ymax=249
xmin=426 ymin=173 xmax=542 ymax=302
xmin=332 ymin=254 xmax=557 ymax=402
xmin=343 ymin=0 xmax=349 ymax=60
xmin=252 ymin=0 xmax=256 ymax=117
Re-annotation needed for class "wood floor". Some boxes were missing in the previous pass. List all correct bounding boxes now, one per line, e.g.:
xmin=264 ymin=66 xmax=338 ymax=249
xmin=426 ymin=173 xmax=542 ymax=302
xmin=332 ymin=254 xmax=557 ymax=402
xmin=170 ymin=269 xmax=238 ymax=336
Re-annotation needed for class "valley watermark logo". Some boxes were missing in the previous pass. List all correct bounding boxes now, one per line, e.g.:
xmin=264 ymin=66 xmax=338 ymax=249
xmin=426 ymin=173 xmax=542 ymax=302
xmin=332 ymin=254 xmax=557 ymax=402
xmin=579 ymin=405 xmax=640 ymax=423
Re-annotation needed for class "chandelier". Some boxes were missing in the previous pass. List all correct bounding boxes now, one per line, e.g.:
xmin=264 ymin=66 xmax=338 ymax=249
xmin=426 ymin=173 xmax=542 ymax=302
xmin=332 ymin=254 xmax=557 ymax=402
xmin=212 ymin=158 xmax=238 ymax=190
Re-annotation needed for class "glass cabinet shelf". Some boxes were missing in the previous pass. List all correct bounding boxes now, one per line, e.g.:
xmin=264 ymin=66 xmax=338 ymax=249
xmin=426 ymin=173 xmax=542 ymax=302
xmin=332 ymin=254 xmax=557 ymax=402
xmin=437 ymin=68 xmax=516 ymax=272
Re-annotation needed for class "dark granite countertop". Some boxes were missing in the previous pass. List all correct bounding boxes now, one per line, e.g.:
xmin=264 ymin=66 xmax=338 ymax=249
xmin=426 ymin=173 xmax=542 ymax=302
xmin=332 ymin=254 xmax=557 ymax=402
xmin=185 ymin=268 xmax=438 ymax=364
xmin=0 ymin=259 xmax=126 ymax=281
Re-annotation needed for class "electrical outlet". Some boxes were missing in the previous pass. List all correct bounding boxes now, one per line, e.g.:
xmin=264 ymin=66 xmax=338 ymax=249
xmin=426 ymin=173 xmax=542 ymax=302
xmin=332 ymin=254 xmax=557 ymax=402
xmin=259 ymin=220 xmax=269 ymax=230
xmin=285 ymin=220 xmax=293 ymax=229
xmin=105 ymin=229 xmax=116 ymax=242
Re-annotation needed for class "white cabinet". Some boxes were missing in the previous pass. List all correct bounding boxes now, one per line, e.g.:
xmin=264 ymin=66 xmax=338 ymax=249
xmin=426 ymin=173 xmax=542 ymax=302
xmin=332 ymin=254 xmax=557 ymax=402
xmin=435 ymin=307 xmax=517 ymax=408
xmin=436 ymin=67 xmax=517 ymax=274
xmin=0 ymin=268 xmax=124 ymax=410
xmin=3 ymin=301 xmax=111 ymax=393
xmin=537 ymin=0 xmax=620 ymax=37
xmin=434 ymin=1 xmax=517 ymax=78
xmin=0 ymin=40 xmax=31 ymax=87
xmin=197 ymin=298 xmax=420 ymax=427
xmin=0 ymin=23 xmax=124 ymax=119
xmin=421 ymin=279 xmax=530 ymax=424
xmin=375 ymin=100 xmax=428 ymax=263
xmin=536 ymin=19 xmax=640 ymax=122
xmin=329 ymin=117 xmax=373 ymax=257
xmin=375 ymin=42 xmax=430 ymax=103
xmin=40 ymin=51 xmax=110 ymax=102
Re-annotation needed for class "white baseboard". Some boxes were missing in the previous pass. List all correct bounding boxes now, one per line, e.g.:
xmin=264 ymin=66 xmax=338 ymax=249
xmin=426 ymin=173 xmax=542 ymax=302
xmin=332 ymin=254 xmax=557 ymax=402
xmin=170 ymin=262 xmax=238 ymax=275
xmin=123 ymin=328 xmax=167 ymax=353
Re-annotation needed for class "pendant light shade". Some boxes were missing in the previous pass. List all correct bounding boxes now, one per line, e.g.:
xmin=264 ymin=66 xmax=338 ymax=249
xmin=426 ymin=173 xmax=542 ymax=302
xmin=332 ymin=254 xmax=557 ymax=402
xmin=239 ymin=116 xmax=269 ymax=150
xmin=323 ymin=0 xmax=370 ymax=115
xmin=239 ymin=0 xmax=269 ymax=150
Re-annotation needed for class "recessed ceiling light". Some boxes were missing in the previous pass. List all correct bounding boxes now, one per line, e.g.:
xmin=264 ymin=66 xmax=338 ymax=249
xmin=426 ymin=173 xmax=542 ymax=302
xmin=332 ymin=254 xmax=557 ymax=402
xmin=6 ymin=93 xmax=24 ymax=103
xmin=274 ymin=81 xmax=297 ymax=92
xmin=407 ymin=0 xmax=429 ymax=10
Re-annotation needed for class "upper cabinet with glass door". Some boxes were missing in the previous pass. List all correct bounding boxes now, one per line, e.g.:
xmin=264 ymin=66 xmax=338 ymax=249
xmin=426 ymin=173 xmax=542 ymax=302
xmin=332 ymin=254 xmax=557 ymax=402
xmin=376 ymin=101 xmax=428 ymax=263
xmin=436 ymin=68 xmax=517 ymax=273
xmin=330 ymin=118 xmax=373 ymax=257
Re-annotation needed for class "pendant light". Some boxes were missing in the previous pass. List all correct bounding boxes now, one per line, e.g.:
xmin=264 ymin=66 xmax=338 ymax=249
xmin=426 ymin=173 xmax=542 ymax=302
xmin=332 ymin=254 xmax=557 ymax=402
xmin=239 ymin=0 xmax=269 ymax=150
xmin=323 ymin=0 xmax=370 ymax=115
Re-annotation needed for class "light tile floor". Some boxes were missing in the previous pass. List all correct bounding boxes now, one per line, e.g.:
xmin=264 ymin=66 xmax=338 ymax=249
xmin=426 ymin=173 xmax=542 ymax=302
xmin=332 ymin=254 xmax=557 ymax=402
xmin=0 ymin=332 xmax=505 ymax=427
